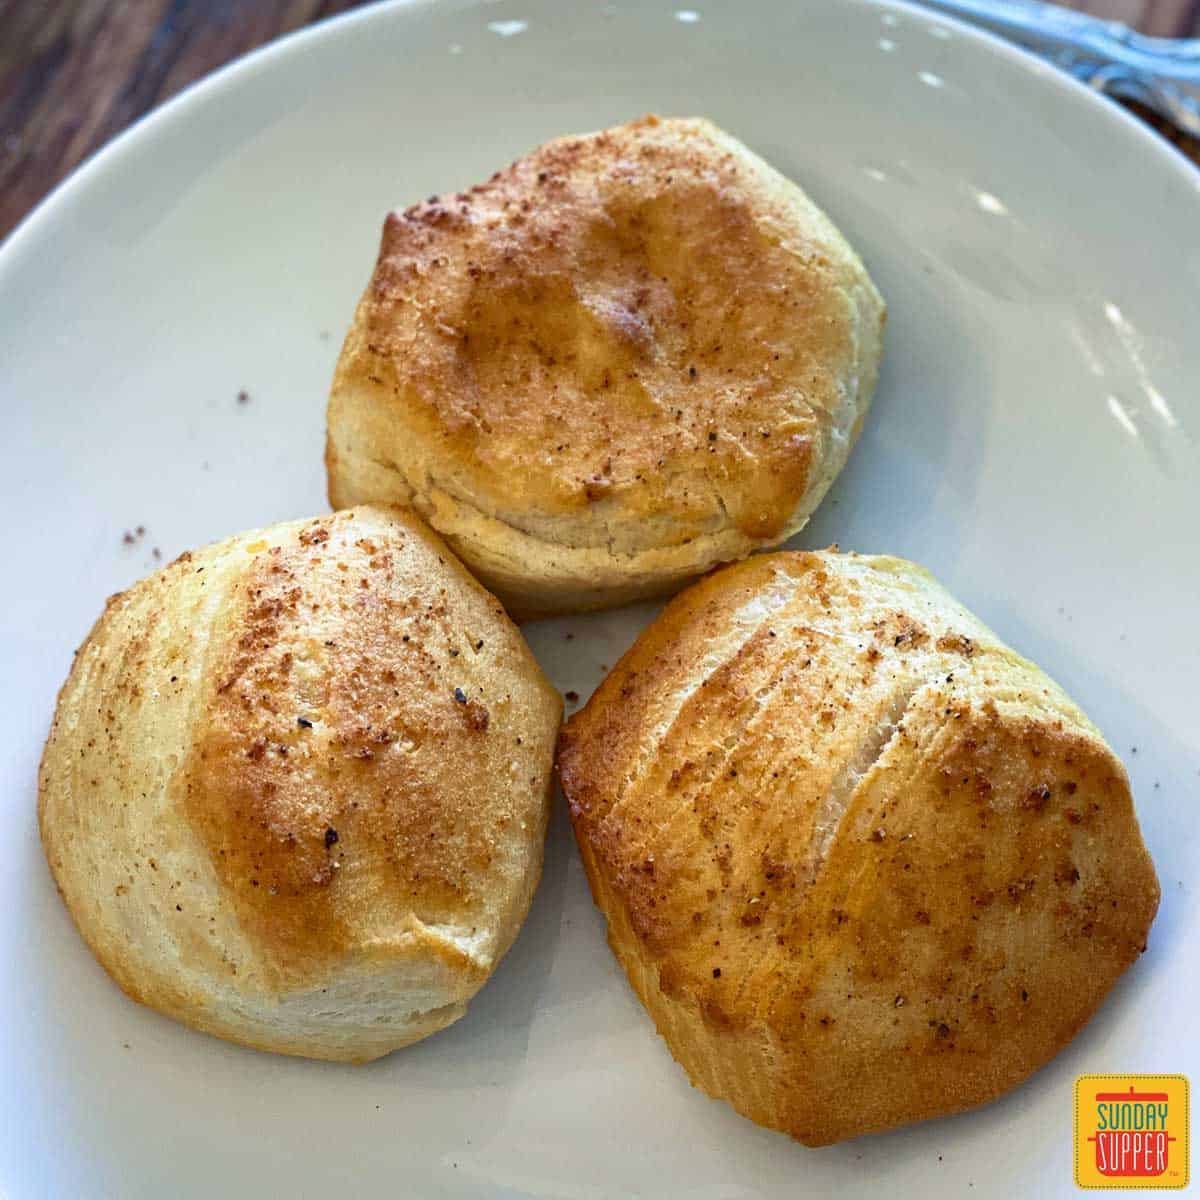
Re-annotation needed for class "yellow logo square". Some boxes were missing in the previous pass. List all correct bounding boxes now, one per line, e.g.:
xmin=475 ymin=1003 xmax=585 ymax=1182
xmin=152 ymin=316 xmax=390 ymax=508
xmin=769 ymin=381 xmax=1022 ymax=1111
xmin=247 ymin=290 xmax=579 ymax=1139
xmin=1075 ymin=1075 xmax=1190 ymax=1189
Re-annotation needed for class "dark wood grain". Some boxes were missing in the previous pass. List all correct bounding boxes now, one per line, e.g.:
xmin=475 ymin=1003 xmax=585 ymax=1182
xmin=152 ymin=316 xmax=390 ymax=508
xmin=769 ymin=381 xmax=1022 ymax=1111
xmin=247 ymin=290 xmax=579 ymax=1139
xmin=1 ymin=0 xmax=1197 ymax=240
xmin=1124 ymin=100 xmax=1200 ymax=163
xmin=0 ymin=0 xmax=369 ymax=239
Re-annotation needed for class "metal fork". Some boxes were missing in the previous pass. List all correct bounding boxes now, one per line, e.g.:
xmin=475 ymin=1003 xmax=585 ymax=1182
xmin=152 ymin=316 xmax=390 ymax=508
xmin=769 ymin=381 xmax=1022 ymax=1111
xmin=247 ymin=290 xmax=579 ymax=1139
xmin=916 ymin=0 xmax=1200 ymax=137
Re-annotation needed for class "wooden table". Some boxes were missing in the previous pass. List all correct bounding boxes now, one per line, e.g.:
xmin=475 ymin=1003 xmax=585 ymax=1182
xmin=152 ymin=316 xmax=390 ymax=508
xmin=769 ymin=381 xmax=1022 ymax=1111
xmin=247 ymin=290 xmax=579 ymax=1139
xmin=1 ymin=0 xmax=1198 ymax=240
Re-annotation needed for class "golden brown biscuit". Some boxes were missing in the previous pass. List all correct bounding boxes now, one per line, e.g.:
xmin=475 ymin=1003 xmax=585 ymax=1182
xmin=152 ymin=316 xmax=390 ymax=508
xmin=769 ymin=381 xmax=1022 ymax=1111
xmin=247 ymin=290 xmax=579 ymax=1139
xmin=327 ymin=115 xmax=885 ymax=618
xmin=39 ymin=506 xmax=561 ymax=1062
xmin=558 ymin=550 xmax=1159 ymax=1144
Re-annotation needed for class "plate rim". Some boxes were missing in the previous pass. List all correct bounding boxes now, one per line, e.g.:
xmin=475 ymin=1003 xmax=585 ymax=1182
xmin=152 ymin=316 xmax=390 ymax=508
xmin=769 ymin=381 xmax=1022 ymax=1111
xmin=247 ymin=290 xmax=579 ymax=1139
xmin=2 ymin=2 xmax=1196 ymax=1193
xmin=2 ymin=0 xmax=1199 ymax=269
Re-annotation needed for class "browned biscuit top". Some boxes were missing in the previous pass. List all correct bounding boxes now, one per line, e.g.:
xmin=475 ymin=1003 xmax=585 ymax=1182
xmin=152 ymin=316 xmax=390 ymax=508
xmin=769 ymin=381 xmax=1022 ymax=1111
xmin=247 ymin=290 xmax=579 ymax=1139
xmin=559 ymin=551 xmax=1159 ymax=1143
xmin=332 ymin=115 xmax=884 ymax=554
xmin=39 ymin=506 xmax=561 ymax=1059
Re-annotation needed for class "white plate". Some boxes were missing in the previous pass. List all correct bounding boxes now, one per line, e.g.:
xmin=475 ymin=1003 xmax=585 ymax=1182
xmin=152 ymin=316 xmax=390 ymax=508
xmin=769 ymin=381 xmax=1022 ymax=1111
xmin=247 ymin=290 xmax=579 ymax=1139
xmin=2 ymin=1 xmax=1197 ymax=1195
